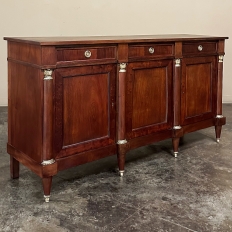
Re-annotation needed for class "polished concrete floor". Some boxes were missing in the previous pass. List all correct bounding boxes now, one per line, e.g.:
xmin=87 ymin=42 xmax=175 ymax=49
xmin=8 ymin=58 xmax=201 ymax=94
xmin=0 ymin=104 xmax=232 ymax=232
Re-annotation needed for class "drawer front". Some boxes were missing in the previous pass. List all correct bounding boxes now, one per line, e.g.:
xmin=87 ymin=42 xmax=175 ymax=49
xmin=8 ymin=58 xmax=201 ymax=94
xmin=183 ymin=42 xmax=217 ymax=55
xmin=128 ymin=44 xmax=174 ymax=59
xmin=57 ymin=46 xmax=116 ymax=62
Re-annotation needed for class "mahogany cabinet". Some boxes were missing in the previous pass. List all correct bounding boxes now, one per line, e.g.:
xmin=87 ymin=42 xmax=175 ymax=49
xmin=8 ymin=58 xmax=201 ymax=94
xmin=4 ymin=35 xmax=228 ymax=202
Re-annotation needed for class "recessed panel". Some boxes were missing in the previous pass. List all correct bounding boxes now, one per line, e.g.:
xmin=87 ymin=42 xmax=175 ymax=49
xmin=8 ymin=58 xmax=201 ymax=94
xmin=132 ymin=67 xmax=168 ymax=129
xmin=63 ymin=73 xmax=109 ymax=146
xmin=185 ymin=63 xmax=212 ymax=118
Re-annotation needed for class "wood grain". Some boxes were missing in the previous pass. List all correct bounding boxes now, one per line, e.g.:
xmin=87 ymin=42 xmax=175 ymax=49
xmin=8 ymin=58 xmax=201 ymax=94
xmin=181 ymin=56 xmax=216 ymax=125
xmin=54 ymin=64 xmax=116 ymax=158
xmin=126 ymin=60 xmax=173 ymax=139
xmin=182 ymin=42 xmax=217 ymax=55
xmin=4 ymin=35 xmax=228 ymax=46
xmin=8 ymin=61 xmax=43 ymax=163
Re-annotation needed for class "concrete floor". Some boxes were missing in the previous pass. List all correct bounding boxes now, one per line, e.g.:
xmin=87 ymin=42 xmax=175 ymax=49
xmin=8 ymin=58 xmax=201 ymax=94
xmin=0 ymin=104 xmax=232 ymax=232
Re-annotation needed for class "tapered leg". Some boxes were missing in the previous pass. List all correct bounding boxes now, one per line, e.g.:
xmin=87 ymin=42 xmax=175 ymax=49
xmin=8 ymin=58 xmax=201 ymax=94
xmin=42 ymin=176 xmax=53 ymax=203
xmin=172 ymin=137 xmax=180 ymax=158
xmin=215 ymin=125 xmax=222 ymax=143
xmin=10 ymin=156 xmax=19 ymax=179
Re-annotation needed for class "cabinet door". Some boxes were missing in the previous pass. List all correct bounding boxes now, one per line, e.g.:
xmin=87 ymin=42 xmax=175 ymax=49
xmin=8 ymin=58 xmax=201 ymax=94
xmin=54 ymin=64 xmax=116 ymax=158
xmin=125 ymin=60 xmax=173 ymax=139
xmin=181 ymin=56 xmax=217 ymax=125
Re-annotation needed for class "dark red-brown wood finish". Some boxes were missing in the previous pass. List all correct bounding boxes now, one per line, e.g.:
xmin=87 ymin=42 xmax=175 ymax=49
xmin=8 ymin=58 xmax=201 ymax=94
xmin=54 ymin=64 xmax=116 ymax=158
xmin=4 ymin=35 xmax=228 ymax=202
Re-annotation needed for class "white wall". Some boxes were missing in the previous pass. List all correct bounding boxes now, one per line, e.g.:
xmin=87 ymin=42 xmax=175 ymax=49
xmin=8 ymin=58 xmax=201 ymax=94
xmin=0 ymin=0 xmax=231 ymax=105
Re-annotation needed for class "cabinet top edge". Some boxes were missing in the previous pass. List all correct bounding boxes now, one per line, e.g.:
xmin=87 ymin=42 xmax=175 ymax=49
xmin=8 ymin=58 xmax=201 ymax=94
xmin=4 ymin=34 xmax=229 ymax=46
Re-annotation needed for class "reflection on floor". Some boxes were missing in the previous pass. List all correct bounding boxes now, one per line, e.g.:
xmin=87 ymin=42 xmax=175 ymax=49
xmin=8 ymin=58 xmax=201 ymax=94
xmin=0 ymin=104 xmax=232 ymax=232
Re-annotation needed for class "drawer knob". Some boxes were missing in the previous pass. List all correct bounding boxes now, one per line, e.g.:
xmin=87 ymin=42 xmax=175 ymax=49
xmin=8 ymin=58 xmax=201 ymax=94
xmin=84 ymin=50 xmax=91 ymax=58
xmin=198 ymin=45 xmax=203 ymax=51
xmin=149 ymin=47 xmax=155 ymax=54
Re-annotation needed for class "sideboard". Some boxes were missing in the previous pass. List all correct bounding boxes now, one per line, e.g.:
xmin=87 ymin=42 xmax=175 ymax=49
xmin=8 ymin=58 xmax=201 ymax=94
xmin=4 ymin=35 xmax=228 ymax=202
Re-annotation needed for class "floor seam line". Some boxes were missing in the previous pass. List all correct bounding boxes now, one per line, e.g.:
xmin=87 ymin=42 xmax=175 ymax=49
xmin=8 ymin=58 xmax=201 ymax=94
xmin=109 ymin=207 xmax=143 ymax=232
xmin=160 ymin=217 xmax=198 ymax=232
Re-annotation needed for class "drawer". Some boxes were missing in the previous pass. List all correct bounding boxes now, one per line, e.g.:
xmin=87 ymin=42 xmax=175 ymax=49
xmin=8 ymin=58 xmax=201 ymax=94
xmin=128 ymin=44 xmax=174 ymax=59
xmin=57 ymin=46 xmax=116 ymax=62
xmin=183 ymin=42 xmax=217 ymax=55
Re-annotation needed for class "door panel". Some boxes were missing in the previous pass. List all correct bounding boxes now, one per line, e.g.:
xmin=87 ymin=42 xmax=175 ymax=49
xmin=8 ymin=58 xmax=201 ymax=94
xmin=132 ymin=67 xmax=168 ymax=129
xmin=181 ymin=56 xmax=216 ymax=125
xmin=54 ymin=64 xmax=116 ymax=158
xmin=63 ymin=73 xmax=109 ymax=145
xmin=126 ymin=60 xmax=173 ymax=139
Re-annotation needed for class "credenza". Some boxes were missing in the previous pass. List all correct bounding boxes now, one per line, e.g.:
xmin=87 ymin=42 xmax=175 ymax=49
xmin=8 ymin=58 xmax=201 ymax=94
xmin=4 ymin=35 xmax=228 ymax=202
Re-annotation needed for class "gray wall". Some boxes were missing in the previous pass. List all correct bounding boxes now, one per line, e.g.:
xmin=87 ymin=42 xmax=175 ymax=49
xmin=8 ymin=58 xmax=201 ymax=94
xmin=0 ymin=0 xmax=231 ymax=105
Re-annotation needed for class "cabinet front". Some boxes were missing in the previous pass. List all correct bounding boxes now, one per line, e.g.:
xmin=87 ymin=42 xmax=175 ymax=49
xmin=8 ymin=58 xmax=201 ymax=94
xmin=181 ymin=56 xmax=217 ymax=125
xmin=54 ymin=64 xmax=116 ymax=158
xmin=125 ymin=60 xmax=173 ymax=139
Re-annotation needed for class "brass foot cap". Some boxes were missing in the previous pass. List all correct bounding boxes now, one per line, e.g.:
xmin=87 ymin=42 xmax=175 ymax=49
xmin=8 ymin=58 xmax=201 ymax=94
xmin=44 ymin=195 xmax=50 ymax=203
xmin=119 ymin=170 xmax=124 ymax=177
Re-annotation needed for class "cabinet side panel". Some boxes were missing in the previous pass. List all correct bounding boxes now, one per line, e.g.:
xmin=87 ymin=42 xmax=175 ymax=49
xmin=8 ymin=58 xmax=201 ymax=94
xmin=8 ymin=61 xmax=43 ymax=163
xmin=8 ymin=41 xmax=41 ymax=66
xmin=63 ymin=73 xmax=109 ymax=145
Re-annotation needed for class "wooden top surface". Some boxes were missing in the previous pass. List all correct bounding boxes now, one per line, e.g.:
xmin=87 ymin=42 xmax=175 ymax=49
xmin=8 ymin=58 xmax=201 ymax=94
xmin=4 ymin=34 xmax=228 ymax=46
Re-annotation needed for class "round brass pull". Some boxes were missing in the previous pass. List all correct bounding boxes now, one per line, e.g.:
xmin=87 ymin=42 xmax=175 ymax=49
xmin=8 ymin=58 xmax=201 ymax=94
xmin=198 ymin=45 xmax=203 ymax=51
xmin=149 ymin=47 xmax=154 ymax=54
xmin=84 ymin=50 xmax=91 ymax=58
